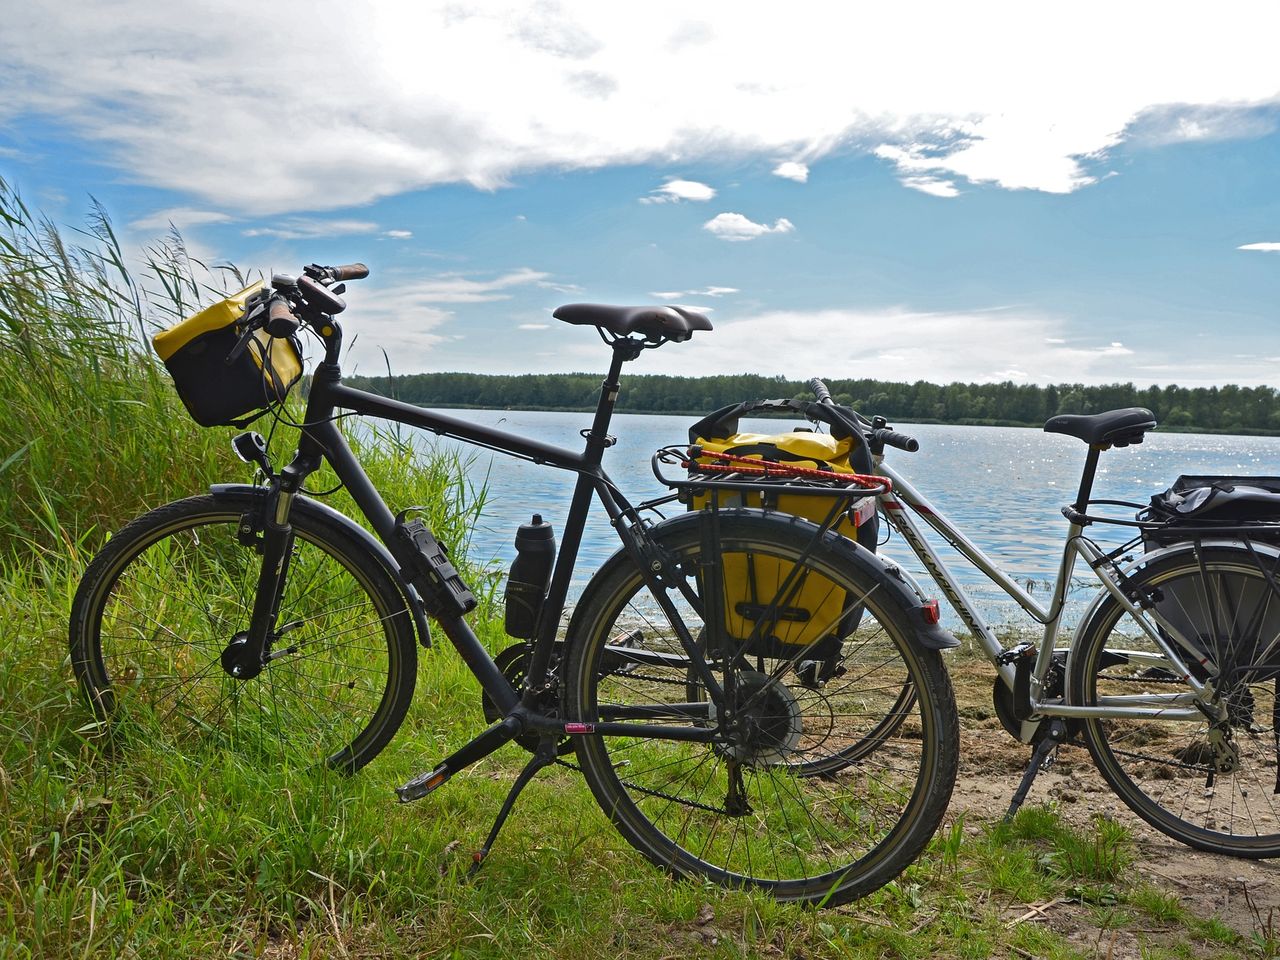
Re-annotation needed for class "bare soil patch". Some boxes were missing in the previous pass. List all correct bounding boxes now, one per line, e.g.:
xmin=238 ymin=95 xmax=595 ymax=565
xmin=946 ymin=656 xmax=1280 ymax=957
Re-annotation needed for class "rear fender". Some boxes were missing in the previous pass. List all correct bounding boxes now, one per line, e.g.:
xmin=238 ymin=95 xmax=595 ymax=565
xmin=209 ymin=483 xmax=431 ymax=648
xmin=572 ymin=509 xmax=959 ymax=654
xmin=1069 ymin=537 xmax=1280 ymax=654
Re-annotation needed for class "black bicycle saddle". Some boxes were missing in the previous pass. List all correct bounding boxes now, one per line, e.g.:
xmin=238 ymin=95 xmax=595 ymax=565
xmin=553 ymin=303 xmax=713 ymax=343
xmin=1043 ymin=407 xmax=1157 ymax=447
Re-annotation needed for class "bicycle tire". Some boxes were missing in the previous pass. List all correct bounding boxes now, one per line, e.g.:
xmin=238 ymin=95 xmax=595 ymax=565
xmin=1070 ymin=548 xmax=1280 ymax=857
xmin=70 ymin=494 xmax=417 ymax=772
xmin=563 ymin=511 xmax=958 ymax=905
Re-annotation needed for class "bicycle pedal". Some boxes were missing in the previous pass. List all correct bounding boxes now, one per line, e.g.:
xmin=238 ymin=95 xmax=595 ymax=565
xmin=396 ymin=764 xmax=450 ymax=803
xmin=996 ymin=641 xmax=1036 ymax=665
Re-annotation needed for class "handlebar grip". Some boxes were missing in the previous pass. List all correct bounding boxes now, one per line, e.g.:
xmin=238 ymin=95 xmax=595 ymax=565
xmin=807 ymin=378 xmax=832 ymax=404
xmin=264 ymin=296 xmax=301 ymax=338
xmin=268 ymin=298 xmax=296 ymax=325
xmin=873 ymin=428 xmax=920 ymax=453
xmin=330 ymin=262 xmax=369 ymax=281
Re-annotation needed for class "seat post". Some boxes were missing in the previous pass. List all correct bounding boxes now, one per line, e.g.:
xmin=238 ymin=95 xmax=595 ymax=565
xmin=582 ymin=338 xmax=640 ymax=461
xmin=1073 ymin=446 xmax=1102 ymax=514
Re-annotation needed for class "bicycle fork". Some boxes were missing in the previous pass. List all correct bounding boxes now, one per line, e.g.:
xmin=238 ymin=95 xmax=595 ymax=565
xmin=222 ymin=464 xmax=312 ymax=680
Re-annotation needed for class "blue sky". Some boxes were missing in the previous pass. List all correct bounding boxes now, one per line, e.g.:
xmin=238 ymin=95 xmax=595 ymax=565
xmin=3 ymin=2 xmax=1280 ymax=386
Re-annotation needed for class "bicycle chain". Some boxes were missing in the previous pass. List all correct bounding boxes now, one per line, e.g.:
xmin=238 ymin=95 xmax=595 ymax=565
xmin=1100 ymin=671 xmax=1182 ymax=685
xmin=1097 ymin=669 xmax=1220 ymax=774
xmin=553 ymin=757 xmax=730 ymax=815
xmin=575 ymin=660 xmax=734 ymax=814
xmin=606 ymin=670 xmax=689 ymax=688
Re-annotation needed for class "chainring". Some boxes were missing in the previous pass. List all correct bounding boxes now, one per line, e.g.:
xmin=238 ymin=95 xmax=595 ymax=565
xmin=480 ymin=643 xmax=573 ymax=756
xmin=992 ymin=649 xmax=1075 ymax=743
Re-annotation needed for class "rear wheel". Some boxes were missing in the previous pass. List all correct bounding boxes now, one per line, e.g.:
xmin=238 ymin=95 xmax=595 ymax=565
xmin=565 ymin=512 xmax=958 ymax=904
xmin=70 ymin=495 xmax=417 ymax=771
xmin=1071 ymin=548 xmax=1280 ymax=856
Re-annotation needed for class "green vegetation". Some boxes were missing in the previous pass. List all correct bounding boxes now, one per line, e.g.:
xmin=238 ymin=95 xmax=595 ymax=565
xmin=0 ymin=178 xmax=1270 ymax=956
xmin=348 ymin=370 xmax=1280 ymax=435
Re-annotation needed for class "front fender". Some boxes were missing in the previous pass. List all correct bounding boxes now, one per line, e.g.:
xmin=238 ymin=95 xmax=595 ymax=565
xmin=209 ymin=483 xmax=431 ymax=648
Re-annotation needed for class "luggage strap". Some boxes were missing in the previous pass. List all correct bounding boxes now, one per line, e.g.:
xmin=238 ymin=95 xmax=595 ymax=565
xmin=685 ymin=446 xmax=892 ymax=494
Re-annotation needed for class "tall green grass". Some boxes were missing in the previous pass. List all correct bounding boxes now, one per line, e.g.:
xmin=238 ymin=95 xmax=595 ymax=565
xmin=0 ymin=178 xmax=482 ymax=562
xmin=0 ymin=179 xmax=1257 ymax=958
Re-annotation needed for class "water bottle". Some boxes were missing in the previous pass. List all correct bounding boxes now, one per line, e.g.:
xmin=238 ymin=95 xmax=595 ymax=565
xmin=504 ymin=514 xmax=556 ymax=638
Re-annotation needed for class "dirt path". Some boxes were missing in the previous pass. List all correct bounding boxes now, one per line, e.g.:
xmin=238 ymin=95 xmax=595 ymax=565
xmin=946 ymin=657 xmax=1280 ymax=956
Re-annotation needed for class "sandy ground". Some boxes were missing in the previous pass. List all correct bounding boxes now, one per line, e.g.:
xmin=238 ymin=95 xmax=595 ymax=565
xmin=944 ymin=656 xmax=1279 ymax=958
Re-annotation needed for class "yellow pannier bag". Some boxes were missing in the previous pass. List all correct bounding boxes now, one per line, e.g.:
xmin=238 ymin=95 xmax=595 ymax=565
xmin=152 ymin=282 xmax=303 ymax=427
xmin=689 ymin=429 xmax=877 ymax=652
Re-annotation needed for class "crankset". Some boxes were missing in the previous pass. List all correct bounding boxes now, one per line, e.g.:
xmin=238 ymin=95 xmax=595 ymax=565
xmin=480 ymin=643 xmax=573 ymax=756
xmin=992 ymin=649 xmax=1078 ymax=743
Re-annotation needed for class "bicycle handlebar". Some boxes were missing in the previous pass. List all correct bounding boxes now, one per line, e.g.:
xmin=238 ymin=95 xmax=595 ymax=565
xmin=329 ymin=262 xmax=369 ymax=281
xmin=872 ymin=428 xmax=920 ymax=453
xmin=268 ymin=297 xmax=297 ymax=328
xmin=807 ymin=377 xmax=919 ymax=453
xmin=807 ymin=377 xmax=832 ymax=405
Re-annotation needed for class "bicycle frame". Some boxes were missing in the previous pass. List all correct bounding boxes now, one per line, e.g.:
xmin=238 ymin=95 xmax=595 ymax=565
xmin=874 ymin=452 xmax=1211 ymax=734
xmin=248 ymin=333 xmax=731 ymax=764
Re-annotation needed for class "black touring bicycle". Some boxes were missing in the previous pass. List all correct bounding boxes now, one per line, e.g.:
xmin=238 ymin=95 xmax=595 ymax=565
xmin=70 ymin=264 xmax=961 ymax=906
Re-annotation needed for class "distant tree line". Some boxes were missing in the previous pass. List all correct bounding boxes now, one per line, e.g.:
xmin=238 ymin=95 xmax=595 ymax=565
xmin=343 ymin=372 xmax=1280 ymax=434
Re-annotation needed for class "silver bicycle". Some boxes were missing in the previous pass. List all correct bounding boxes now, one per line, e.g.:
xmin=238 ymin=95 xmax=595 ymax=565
xmin=796 ymin=378 xmax=1279 ymax=857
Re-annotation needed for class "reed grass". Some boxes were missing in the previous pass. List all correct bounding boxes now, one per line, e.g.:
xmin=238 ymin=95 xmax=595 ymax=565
xmin=0 ymin=178 xmax=1257 ymax=958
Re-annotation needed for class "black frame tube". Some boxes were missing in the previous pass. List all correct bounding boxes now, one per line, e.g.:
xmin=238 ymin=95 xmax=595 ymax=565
xmin=254 ymin=327 xmax=744 ymax=768
xmin=299 ymin=344 xmax=654 ymax=720
xmin=328 ymin=382 xmax=592 ymax=473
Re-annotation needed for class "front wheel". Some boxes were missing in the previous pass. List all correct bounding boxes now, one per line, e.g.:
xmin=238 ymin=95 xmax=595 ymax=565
xmin=564 ymin=512 xmax=958 ymax=905
xmin=69 ymin=494 xmax=417 ymax=772
xmin=1070 ymin=548 xmax=1280 ymax=857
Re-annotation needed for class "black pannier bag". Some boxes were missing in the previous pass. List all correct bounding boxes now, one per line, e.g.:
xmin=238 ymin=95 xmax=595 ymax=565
xmin=1140 ymin=475 xmax=1280 ymax=680
xmin=152 ymin=282 xmax=303 ymax=427
xmin=1142 ymin=475 xmax=1280 ymax=545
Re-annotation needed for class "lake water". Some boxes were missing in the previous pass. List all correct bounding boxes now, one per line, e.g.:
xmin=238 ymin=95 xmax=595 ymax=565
xmin=409 ymin=409 xmax=1280 ymax=629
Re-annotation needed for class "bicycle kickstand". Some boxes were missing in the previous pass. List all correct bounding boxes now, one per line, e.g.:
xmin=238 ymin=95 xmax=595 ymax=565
xmin=466 ymin=735 xmax=558 ymax=880
xmin=1003 ymin=719 xmax=1069 ymax=823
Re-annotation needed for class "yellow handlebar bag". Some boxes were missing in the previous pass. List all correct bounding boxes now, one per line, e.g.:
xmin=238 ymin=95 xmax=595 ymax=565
xmin=152 ymin=282 xmax=302 ymax=427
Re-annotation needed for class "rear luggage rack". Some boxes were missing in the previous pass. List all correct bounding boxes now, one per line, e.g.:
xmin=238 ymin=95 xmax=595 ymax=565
xmin=652 ymin=444 xmax=890 ymax=500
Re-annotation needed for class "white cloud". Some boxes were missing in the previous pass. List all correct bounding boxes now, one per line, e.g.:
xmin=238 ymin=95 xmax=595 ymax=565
xmin=1239 ymin=242 xmax=1280 ymax=252
xmin=384 ymin=229 xmax=413 ymax=239
xmin=640 ymin=178 xmax=716 ymax=204
xmin=649 ymin=285 xmax=739 ymax=298
xmin=703 ymin=212 xmax=794 ymax=241
xmin=772 ymin=161 xmax=808 ymax=182
xmin=386 ymin=267 xmax=552 ymax=303
xmin=129 ymin=207 xmax=233 ymax=232
xmin=6 ymin=3 xmax=1279 ymax=211
xmin=335 ymin=268 xmax=558 ymax=371
xmin=242 ymin=218 xmax=379 ymax=240
xmin=648 ymin=308 xmax=1267 ymax=386
xmin=1126 ymin=104 xmax=1278 ymax=146
xmin=337 ymin=296 xmax=453 ymax=374
xmin=900 ymin=176 xmax=959 ymax=198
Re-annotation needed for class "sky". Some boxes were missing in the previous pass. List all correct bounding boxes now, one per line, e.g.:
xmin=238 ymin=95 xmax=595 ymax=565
xmin=2 ymin=2 xmax=1280 ymax=387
